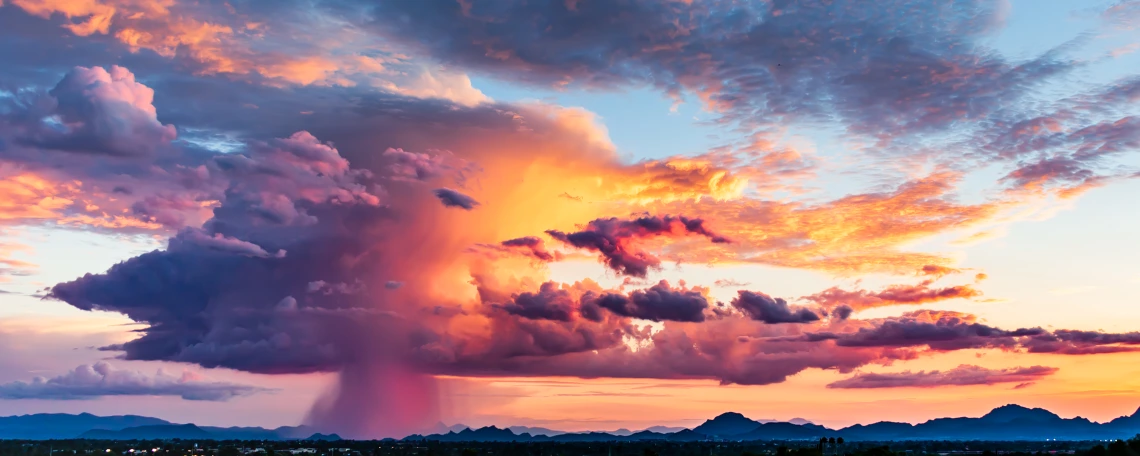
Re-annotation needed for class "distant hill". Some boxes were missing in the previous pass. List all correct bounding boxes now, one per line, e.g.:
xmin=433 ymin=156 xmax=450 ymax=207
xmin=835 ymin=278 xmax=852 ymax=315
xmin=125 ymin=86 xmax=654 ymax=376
xmin=692 ymin=412 xmax=763 ymax=437
xmin=6 ymin=404 xmax=1140 ymax=441
xmin=80 ymin=424 xmax=213 ymax=440
xmin=0 ymin=413 xmax=170 ymax=439
xmin=409 ymin=405 xmax=1140 ymax=443
xmin=507 ymin=425 xmax=565 ymax=437
xmin=304 ymin=433 xmax=342 ymax=441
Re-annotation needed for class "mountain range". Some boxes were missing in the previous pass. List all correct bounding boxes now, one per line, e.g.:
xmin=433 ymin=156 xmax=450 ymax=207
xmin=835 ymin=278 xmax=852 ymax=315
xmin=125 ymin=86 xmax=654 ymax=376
xmin=408 ymin=405 xmax=1140 ymax=442
xmin=0 ymin=413 xmax=336 ymax=441
xmin=4 ymin=405 xmax=1140 ymax=441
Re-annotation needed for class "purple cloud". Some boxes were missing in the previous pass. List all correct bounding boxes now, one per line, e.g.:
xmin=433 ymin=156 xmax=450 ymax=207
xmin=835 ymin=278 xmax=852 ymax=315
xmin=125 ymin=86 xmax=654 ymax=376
xmin=827 ymin=364 xmax=1058 ymax=389
xmin=433 ymin=187 xmax=480 ymax=210
xmin=0 ymin=362 xmax=271 ymax=401
xmin=20 ymin=66 xmax=177 ymax=157
xmin=731 ymin=291 xmax=820 ymax=324
xmin=546 ymin=215 xmax=728 ymax=277
xmin=582 ymin=280 xmax=709 ymax=323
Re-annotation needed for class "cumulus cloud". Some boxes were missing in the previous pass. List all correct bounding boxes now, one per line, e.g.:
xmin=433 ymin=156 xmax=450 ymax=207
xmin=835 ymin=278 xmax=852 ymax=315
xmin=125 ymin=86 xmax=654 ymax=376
xmin=498 ymin=282 xmax=577 ymax=322
xmin=0 ymin=362 xmax=270 ymax=401
xmin=827 ymin=365 xmax=1058 ymax=389
xmin=582 ymin=280 xmax=710 ymax=323
xmin=731 ymin=291 xmax=820 ymax=324
xmin=23 ymin=66 xmax=176 ymax=156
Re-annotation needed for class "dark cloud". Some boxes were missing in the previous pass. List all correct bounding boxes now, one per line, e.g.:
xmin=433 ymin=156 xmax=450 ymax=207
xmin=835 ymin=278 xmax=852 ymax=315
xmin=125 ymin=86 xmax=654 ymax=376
xmin=169 ymin=228 xmax=285 ymax=259
xmin=731 ymin=291 xmax=819 ymax=324
xmin=433 ymin=187 xmax=480 ymax=210
xmin=582 ymin=280 xmax=709 ymax=323
xmin=806 ymin=310 xmax=1140 ymax=355
xmin=826 ymin=364 xmax=1058 ymax=389
xmin=499 ymin=236 xmax=558 ymax=261
xmin=817 ymin=310 xmax=1038 ymax=350
xmin=497 ymin=282 xmax=576 ymax=322
xmin=354 ymin=0 xmax=1069 ymax=139
xmin=46 ymin=118 xmax=391 ymax=374
xmin=546 ymin=215 xmax=728 ymax=277
xmin=0 ymin=362 xmax=270 ymax=401
xmin=832 ymin=305 xmax=854 ymax=321
xmin=492 ymin=280 xmax=708 ymax=323
xmin=1024 ymin=329 xmax=1140 ymax=355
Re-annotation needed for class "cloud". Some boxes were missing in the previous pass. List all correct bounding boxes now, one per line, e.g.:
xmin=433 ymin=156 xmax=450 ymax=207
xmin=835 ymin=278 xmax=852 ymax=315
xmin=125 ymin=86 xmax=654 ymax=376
xmin=802 ymin=279 xmax=983 ymax=311
xmin=813 ymin=310 xmax=1040 ymax=350
xmin=379 ymin=147 xmax=478 ymax=184
xmin=170 ymin=228 xmax=285 ymax=258
xmin=826 ymin=365 xmax=1058 ymax=389
xmin=0 ymin=362 xmax=270 ymax=401
xmin=497 ymin=236 xmax=559 ymax=261
xmin=730 ymin=291 xmax=820 ymax=324
xmin=0 ymin=0 xmax=492 ymax=102
xmin=0 ymin=7 xmax=1130 ymax=437
xmin=357 ymin=0 xmax=1068 ymax=140
xmin=13 ymin=61 xmax=1135 ymax=440
xmin=497 ymin=282 xmax=578 ymax=322
xmin=433 ymin=187 xmax=480 ymax=210
xmin=16 ymin=65 xmax=177 ymax=157
xmin=492 ymin=279 xmax=709 ymax=323
xmin=546 ymin=215 xmax=729 ymax=277
xmin=920 ymin=265 xmax=961 ymax=278
xmin=582 ymin=280 xmax=710 ymax=323
xmin=805 ymin=310 xmax=1140 ymax=355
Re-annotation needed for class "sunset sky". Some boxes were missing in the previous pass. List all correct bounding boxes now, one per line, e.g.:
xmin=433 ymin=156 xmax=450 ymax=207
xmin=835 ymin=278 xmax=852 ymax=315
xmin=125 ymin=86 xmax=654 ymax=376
xmin=1 ymin=0 xmax=1139 ymax=438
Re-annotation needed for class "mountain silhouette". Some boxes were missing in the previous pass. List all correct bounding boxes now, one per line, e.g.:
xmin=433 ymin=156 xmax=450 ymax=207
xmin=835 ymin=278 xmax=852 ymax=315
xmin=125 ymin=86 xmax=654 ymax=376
xmin=0 ymin=413 xmax=170 ymax=439
xmin=8 ymin=405 xmax=1140 ymax=441
xmin=305 ymin=433 xmax=342 ymax=441
xmin=981 ymin=404 xmax=1063 ymax=423
xmin=80 ymin=424 xmax=212 ymax=440
xmin=692 ymin=412 xmax=763 ymax=436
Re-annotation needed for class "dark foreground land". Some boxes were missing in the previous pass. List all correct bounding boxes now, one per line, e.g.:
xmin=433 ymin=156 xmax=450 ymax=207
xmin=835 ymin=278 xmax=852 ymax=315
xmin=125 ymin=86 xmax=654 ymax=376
xmin=4 ymin=438 xmax=1140 ymax=456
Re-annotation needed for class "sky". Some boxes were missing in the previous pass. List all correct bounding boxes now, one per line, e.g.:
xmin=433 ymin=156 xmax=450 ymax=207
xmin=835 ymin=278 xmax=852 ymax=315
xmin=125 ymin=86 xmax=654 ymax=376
xmin=0 ymin=0 xmax=1139 ymax=439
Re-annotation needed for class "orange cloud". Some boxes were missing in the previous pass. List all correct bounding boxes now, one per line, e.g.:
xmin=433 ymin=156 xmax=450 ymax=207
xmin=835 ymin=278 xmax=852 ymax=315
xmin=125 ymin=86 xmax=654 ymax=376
xmin=0 ymin=240 xmax=35 ymax=281
xmin=633 ymin=171 xmax=1005 ymax=274
xmin=3 ymin=0 xmax=492 ymax=101
xmin=802 ymin=279 xmax=983 ymax=311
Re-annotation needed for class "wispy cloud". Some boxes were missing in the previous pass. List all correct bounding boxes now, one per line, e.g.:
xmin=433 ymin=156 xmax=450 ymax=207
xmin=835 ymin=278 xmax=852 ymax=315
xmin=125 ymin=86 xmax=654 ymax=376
xmin=827 ymin=365 xmax=1059 ymax=389
xmin=0 ymin=362 xmax=273 ymax=401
